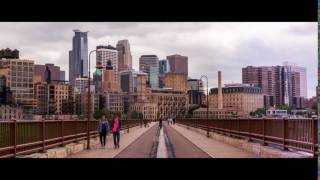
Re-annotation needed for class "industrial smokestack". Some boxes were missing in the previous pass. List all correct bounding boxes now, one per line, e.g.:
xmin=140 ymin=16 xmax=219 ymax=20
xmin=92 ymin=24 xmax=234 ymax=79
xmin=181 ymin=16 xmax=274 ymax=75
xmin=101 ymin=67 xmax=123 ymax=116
xmin=218 ymin=71 xmax=223 ymax=109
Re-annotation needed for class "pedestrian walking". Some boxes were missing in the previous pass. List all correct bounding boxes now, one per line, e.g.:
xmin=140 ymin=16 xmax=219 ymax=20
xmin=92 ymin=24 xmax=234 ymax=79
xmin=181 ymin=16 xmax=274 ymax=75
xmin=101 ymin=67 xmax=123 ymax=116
xmin=159 ymin=118 xmax=162 ymax=129
xmin=173 ymin=117 xmax=176 ymax=125
xmin=97 ymin=116 xmax=109 ymax=148
xmin=144 ymin=119 xmax=147 ymax=128
xmin=111 ymin=115 xmax=121 ymax=149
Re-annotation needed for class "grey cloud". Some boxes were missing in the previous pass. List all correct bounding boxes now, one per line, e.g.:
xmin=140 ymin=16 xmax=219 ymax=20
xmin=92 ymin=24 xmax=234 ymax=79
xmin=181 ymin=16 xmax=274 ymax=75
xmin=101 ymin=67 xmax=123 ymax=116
xmin=0 ymin=22 xmax=316 ymax=98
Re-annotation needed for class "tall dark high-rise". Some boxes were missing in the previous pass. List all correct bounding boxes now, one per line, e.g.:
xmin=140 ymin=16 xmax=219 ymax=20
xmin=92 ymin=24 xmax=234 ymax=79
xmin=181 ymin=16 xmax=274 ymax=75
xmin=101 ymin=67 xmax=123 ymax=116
xmin=69 ymin=30 xmax=88 ymax=85
xmin=166 ymin=54 xmax=188 ymax=76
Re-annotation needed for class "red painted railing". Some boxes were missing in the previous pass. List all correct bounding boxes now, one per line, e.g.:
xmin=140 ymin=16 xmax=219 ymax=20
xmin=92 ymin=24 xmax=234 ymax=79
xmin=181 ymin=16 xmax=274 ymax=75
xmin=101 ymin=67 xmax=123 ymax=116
xmin=0 ymin=119 xmax=146 ymax=158
xmin=177 ymin=118 xmax=318 ymax=157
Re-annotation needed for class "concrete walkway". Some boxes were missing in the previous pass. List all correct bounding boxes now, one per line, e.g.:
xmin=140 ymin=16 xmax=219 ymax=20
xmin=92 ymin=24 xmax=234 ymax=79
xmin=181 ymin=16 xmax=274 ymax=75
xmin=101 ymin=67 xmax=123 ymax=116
xmin=171 ymin=124 xmax=257 ymax=158
xmin=68 ymin=122 xmax=157 ymax=158
xmin=164 ymin=123 xmax=211 ymax=158
xmin=115 ymin=124 xmax=159 ymax=158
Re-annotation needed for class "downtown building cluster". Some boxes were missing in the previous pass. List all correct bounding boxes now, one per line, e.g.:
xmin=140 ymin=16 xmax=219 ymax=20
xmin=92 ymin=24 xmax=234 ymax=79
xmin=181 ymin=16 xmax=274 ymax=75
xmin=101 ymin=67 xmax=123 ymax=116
xmin=0 ymin=30 xmax=315 ymax=120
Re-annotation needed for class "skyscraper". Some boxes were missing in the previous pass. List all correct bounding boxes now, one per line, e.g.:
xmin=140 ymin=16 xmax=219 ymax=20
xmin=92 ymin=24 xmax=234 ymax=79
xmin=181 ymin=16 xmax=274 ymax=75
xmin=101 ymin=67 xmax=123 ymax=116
xmin=158 ymin=59 xmax=170 ymax=88
xmin=96 ymin=45 xmax=118 ymax=90
xmin=69 ymin=30 xmax=88 ymax=85
xmin=283 ymin=62 xmax=307 ymax=98
xmin=159 ymin=59 xmax=170 ymax=74
xmin=242 ymin=63 xmax=306 ymax=108
xmin=166 ymin=54 xmax=188 ymax=76
xmin=120 ymin=70 xmax=138 ymax=93
xmin=116 ymin=40 xmax=132 ymax=72
xmin=139 ymin=55 xmax=159 ymax=88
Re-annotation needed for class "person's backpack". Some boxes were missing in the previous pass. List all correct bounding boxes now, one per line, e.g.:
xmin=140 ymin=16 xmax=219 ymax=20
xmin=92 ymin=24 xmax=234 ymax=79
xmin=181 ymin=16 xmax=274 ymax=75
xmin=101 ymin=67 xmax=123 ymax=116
xmin=101 ymin=122 xmax=107 ymax=133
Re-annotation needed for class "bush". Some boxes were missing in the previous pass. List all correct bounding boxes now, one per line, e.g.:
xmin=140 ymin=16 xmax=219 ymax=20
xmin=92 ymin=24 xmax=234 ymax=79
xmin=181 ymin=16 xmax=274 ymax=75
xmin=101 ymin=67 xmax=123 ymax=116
xmin=93 ymin=109 xmax=104 ymax=119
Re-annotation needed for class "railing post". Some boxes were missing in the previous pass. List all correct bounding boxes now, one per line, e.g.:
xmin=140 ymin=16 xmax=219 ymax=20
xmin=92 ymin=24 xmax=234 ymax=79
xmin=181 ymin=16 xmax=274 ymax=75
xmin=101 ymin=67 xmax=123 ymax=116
xmin=127 ymin=122 xmax=130 ymax=133
xmin=42 ymin=120 xmax=45 ymax=152
xmin=12 ymin=120 xmax=17 ymax=157
xmin=229 ymin=119 xmax=231 ymax=137
xmin=237 ymin=118 xmax=240 ymax=138
xmin=248 ymin=119 xmax=251 ymax=142
xmin=61 ymin=120 xmax=64 ymax=147
xmin=282 ymin=117 xmax=288 ymax=151
xmin=262 ymin=117 xmax=266 ymax=146
xmin=140 ymin=119 xmax=142 ymax=128
xmin=75 ymin=119 xmax=78 ymax=142
xmin=312 ymin=117 xmax=318 ymax=157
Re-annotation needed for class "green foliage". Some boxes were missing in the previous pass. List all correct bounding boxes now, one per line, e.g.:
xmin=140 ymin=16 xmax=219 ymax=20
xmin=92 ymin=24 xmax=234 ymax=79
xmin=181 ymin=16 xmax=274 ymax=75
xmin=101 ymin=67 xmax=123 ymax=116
xmin=188 ymin=104 xmax=201 ymax=114
xmin=131 ymin=111 xmax=140 ymax=119
xmin=250 ymin=108 xmax=266 ymax=117
xmin=93 ymin=109 xmax=104 ymax=120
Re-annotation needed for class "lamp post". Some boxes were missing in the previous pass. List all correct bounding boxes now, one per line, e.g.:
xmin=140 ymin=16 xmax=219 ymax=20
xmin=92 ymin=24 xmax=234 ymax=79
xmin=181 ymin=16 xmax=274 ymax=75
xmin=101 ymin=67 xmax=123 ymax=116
xmin=200 ymin=75 xmax=209 ymax=137
xmin=87 ymin=50 xmax=97 ymax=150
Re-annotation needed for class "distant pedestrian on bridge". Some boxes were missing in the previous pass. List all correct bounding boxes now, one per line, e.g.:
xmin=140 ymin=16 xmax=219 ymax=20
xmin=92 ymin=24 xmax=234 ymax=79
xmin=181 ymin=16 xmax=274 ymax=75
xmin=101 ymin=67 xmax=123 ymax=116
xmin=159 ymin=118 xmax=163 ymax=129
xmin=144 ymin=119 xmax=149 ymax=128
xmin=111 ymin=115 xmax=121 ymax=149
xmin=97 ymin=116 xmax=109 ymax=148
xmin=173 ymin=117 xmax=176 ymax=125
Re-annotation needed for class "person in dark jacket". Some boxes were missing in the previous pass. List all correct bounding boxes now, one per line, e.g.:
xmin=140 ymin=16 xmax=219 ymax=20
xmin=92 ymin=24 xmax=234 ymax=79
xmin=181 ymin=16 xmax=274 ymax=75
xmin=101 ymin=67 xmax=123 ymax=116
xmin=111 ymin=115 xmax=121 ymax=149
xmin=159 ymin=118 xmax=162 ymax=129
xmin=144 ymin=119 xmax=147 ymax=128
xmin=97 ymin=116 xmax=109 ymax=148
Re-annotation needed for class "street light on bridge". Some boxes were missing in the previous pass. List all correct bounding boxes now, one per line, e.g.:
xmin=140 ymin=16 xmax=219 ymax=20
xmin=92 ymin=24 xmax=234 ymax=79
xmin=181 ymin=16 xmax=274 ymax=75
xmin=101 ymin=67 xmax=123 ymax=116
xmin=87 ymin=50 xmax=104 ymax=150
xmin=200 ymin=75 xmax=209 ymax=137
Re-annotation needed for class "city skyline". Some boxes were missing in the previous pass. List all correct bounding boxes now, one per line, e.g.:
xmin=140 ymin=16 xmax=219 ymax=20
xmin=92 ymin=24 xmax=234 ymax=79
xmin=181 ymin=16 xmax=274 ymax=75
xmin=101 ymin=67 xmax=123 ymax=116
xmin=0 ymin=22 xmax=316 ymax=98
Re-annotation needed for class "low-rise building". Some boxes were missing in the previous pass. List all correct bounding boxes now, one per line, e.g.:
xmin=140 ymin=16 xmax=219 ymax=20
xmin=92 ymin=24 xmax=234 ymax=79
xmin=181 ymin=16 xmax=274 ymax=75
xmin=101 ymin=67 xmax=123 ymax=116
xmin=0 ymin=105 xmax=23 ymax=120
xmin=128 ymin=72 xmax=188 ymax=120
xmin=209 ymin=83 xmax=264 ymax=115
xmin=266 ymin=107 xmax=288 ymax=117
xmin=34 ymin=80 xmax=74 ymax=115
xmin=164 ymin=72 xmax=187 ymax=92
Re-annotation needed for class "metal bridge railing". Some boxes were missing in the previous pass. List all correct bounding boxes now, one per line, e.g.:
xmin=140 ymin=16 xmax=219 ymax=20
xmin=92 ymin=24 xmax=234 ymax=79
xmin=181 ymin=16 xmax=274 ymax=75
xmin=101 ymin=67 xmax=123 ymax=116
xmin=0 ymin=119 xmax=149 ymax=158
xmin=176 ymin=117 xmax=318 ymax=157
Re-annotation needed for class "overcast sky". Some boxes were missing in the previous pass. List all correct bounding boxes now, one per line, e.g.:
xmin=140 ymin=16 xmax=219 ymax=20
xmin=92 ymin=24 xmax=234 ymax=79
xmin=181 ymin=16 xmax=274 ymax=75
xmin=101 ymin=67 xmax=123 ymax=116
xmin=0 ymin=22 xmax=317 ymax=98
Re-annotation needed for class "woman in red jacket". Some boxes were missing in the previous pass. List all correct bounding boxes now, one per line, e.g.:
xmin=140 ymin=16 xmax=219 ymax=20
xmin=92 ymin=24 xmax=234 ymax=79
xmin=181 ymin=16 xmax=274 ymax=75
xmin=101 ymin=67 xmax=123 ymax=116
xmin=111 ymin=115 xmax=121 ymax=149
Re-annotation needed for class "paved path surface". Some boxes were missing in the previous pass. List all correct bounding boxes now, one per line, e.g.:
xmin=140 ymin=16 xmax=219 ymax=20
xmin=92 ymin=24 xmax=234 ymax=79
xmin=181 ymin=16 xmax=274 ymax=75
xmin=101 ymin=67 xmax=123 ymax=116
xmin=171 ymin=124 xmax=257 ymax=158
xmin=163 ymin=123 xmax=211 ymax=158
xmin=68 ymin=122 xmax=156 ymax=158
xmin=115 ymin=124 xmax=159 ymax=158
xmin=68 ymin=121 xmax=256 ymax=158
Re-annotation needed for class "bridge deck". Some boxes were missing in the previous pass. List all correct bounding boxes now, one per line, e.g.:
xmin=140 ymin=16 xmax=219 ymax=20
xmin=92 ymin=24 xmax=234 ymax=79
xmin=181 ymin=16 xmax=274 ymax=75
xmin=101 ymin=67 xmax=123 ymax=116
xmin=68 ymin=122 xmax=157 ymax=158
xmin=171 ymin=124 xmax=257 ymax=158
xmin=68 ymin=121 xmax=256 ymax=158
